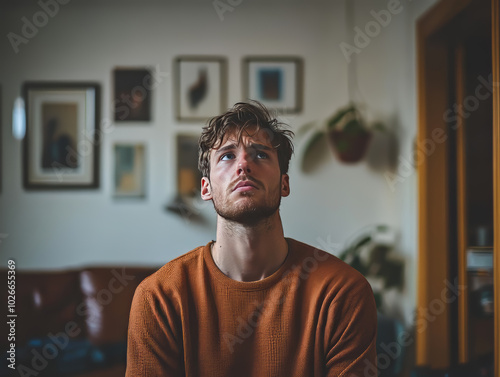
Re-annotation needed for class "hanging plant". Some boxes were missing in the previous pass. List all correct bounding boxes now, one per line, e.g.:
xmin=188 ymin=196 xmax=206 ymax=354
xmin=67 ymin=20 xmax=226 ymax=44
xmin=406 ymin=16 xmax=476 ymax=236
xmin=299 ymin=104 xmax=385 ymax=168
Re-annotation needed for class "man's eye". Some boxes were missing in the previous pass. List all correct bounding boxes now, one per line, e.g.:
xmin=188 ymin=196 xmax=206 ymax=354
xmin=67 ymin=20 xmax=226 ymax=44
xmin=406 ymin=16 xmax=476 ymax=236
xmin=256 ymin=151 xmax=268 ymax=159
xmin=221 ymin=153 xmax=235 ymax=161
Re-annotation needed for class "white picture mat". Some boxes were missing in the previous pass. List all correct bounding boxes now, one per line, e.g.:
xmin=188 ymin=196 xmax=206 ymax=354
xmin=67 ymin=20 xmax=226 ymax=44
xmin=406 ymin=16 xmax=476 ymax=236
xmin=247 ymin=61 xmax=297 ymax=110
xmin=178 ymin=60 xmax=222 ymax=119
xmin=28 ymin=88 xmax=95 ymax=184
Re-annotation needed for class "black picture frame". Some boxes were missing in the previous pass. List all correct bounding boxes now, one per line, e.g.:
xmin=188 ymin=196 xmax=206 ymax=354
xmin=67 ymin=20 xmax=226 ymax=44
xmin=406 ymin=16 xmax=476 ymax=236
xmin=113 ymin=67 xmax=152 ymax=122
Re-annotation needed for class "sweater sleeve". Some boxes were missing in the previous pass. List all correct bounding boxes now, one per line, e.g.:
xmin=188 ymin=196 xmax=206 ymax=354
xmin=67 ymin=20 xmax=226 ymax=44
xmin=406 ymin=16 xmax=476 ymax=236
xmin=126 ymin=282 xmax=184 ymax=377
xmin=324 ymin=278 xmax=378 ymax=377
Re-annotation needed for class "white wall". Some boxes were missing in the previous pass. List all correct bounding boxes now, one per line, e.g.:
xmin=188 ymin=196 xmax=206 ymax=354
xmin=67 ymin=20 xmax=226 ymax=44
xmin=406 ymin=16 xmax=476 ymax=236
xmin=0 ymin=0 xmax=438 ymax=325
xmin=346 ymin=0 xmax=439 ymax=325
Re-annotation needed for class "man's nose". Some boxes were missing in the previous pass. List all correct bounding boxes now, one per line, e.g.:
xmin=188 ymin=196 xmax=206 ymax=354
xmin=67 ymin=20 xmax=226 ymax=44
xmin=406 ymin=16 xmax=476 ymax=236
xmin=237 ymin=151 xmax=253 ymax=174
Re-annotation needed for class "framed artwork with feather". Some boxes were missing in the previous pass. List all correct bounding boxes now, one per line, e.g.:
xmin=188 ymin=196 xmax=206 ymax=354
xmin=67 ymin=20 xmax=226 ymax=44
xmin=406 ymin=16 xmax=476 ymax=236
xmin=175 ymin=56 xmax=227 ymax=121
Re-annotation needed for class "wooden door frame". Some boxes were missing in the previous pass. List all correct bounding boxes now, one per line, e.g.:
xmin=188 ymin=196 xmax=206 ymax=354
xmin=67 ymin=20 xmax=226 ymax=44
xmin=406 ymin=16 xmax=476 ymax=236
xmin=416 ymin=0 xmax=499 ymax=373
xmin=492 ymin=1 xmax=500 ymax=376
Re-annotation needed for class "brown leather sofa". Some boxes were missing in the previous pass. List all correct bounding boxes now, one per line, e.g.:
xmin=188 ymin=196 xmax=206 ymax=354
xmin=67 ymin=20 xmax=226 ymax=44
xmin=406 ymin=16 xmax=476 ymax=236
xmin=0 ymin=266 xmax=158 ymax=377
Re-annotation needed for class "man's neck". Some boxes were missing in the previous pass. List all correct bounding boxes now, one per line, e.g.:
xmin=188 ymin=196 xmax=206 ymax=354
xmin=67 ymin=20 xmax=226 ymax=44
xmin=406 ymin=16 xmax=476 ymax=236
xmin=212 ymin=212 xmax=289 ymax=282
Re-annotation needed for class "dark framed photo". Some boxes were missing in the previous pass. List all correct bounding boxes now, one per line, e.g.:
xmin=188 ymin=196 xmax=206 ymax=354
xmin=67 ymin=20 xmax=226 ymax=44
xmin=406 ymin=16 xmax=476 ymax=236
xmin=113 ymin=143 xmax=146 ymax=198
xmin=243 ymin=56 xmax=303 ymax=113
xmin=175 ymin=56 xmax=227 ymax=121
xmin=113 ymin=68 xmax=152 ymax=122
xmin=23 ymin=82 xmax=100 ymax=189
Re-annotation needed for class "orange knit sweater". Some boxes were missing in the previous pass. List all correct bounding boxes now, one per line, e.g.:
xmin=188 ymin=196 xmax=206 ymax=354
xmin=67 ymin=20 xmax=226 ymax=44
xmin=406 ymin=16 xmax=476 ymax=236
xmin=126 ymin=238 xmax=377 ymax=377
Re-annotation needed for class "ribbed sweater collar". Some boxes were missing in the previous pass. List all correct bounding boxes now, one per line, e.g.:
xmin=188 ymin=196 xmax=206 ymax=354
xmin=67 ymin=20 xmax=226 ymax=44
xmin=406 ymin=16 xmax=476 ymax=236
xmin=203 ymin=237 xmax=296 ymax=291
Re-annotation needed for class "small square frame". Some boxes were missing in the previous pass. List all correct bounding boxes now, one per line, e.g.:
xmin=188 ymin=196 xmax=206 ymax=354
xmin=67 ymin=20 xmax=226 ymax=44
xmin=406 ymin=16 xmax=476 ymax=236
xmin=243 ymin=56 xmax=303 ymax=113
xmin=113 ymin=143 xmax=146 ymax=198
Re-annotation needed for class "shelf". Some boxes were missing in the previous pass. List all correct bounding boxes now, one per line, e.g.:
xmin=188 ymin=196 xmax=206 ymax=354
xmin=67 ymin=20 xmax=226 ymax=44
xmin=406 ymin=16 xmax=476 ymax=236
xmin=467 ymin=248 xmax=494 ymax=271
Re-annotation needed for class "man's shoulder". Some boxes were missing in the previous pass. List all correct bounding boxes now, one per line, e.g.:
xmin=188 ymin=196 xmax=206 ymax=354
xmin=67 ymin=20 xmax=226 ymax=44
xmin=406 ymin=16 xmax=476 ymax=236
xmin=289 ymin=237 xmax=355 ymax=272
xmin=137 ymin=242 xmax=208 ymax=295
xmin=288 ymin=238 xmax=372 ymax=293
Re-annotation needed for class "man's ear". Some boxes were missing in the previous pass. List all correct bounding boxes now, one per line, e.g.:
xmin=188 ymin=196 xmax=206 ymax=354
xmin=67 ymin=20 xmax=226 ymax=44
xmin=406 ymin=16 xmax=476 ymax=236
xmin=201 ymin=177 xmax=212 ymax=201
xmin=281 ymin=174 xmax=290 ymax=197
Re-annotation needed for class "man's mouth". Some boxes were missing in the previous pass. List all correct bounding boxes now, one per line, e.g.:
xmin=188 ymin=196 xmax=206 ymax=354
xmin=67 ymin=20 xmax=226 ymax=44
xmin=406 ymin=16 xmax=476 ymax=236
xmin=233 ymin=180 xmax=258 ymax=191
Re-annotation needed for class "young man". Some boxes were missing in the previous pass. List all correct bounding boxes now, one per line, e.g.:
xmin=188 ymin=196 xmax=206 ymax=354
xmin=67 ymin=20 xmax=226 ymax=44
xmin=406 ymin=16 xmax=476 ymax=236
xmin=126 ymin=101 xmax=377 ymax=377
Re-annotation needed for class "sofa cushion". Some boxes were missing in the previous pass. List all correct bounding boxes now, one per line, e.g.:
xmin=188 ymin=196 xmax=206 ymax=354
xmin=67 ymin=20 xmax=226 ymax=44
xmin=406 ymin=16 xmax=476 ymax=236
xmin=80 ymin=267 xmax=155 ymax=345
xmin=0 ymin=270 xmax=85 ymax=351
xmin=0 ymin=266 xmax=156 ymax=377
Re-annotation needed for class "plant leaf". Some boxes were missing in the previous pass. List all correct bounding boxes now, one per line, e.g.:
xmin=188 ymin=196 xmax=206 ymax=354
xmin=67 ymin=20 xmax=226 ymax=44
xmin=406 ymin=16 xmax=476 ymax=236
xmin=343 ymin=119 xmax=365 ymax=134
xmin=301 ymin=129 xmax=326 ymax=171
xmin=353 ymin=235 xmax=371 ymax=250
xmin=297 ymin=120 xmax=319 ymax=138
xmin=350 ymin=255 xmax=368 ymax=275
xmin=378 ymin=260 xmax=404 ymax=290
xmin=372 ymin=121 xmax=386 ymax=132
xmin=373 ymin=292 xmax=383 ymax=310
xmin=326 ymin=105 xmax=357 ymax=130
xmin=339 ymin=246 xmax=354 ymax=262
xmin=376 ymin=224 xmax=389 ymax=232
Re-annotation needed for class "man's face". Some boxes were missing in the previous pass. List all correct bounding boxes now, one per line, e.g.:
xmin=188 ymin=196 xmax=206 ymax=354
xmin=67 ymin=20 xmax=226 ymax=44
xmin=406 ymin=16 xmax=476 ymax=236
xmin=201 ymin=126 xmax=290 ymax=225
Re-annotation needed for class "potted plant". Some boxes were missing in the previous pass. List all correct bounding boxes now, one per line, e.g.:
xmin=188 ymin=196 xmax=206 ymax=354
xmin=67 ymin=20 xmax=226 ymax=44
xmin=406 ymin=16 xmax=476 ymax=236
xmin=338 ymin=224 xmax=404 ymax=310
xmin=300 ymin=104 xmax=385 ymax=167
xmin=338 ymin=224 xmax=407 ymax=377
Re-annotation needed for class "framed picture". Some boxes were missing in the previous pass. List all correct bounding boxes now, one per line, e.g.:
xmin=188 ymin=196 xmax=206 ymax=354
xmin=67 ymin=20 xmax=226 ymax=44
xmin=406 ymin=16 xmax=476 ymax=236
xmin=113 ymin=143 xmax=146 ymax=198
xmin=23 ymin=82 xmax=100 ymax=189
xmin=176 ymin=134 xmax=202 ymax=197
xmin=0 ymin=85 xmax=2 ymax=193
xmin=243 ymin=56 xmax=303 ymax=113
xmin=113 ymin=68 xmax=152 ymax=122
xmin=175 ymin=56 xmax=227 ymax=121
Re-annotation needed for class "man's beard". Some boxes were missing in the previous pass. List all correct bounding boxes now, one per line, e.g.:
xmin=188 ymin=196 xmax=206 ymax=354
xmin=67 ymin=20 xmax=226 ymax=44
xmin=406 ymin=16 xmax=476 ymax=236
xmin=211 ymin=177 xmax=282 ymax=226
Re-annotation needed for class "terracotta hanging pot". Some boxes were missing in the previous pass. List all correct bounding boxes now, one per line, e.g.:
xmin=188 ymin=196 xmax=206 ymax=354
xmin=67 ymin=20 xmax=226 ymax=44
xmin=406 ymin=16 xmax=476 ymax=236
xmin=328 ymin=129 xmax=372 ymax=163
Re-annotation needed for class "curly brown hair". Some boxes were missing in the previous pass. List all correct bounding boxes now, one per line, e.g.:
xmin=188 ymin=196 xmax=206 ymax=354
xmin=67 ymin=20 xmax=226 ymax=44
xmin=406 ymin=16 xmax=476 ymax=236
xmin=198 ymin=100 xmax=294 ymax=179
